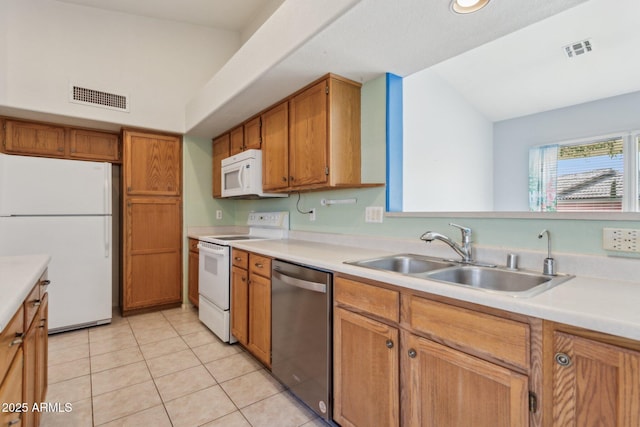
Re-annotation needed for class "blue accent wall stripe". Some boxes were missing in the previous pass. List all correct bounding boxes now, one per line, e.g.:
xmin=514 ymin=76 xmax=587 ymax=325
xmin=386 ymin=73 xmax=403 ymax=211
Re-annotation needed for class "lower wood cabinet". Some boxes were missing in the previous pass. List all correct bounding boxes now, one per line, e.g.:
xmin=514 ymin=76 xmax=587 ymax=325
xmin=403 ymin=331 xmax=528 ymax=427
xmin=333 ymin=274 xmax=534 ymax=427
xmin=0 ymin=270 xmax=48 ymax=427
xmin=188 ymin=238 xmax=199 ymax=308
xmin=548 ymin=326 xmax=640 ymax=427
xmin=230 ymin=249 xmax=272 ymax=367
xmin=333 ymin=307 xmax=399 ymax=427
xmin=122 ymin=197 xmax=182 ymax=314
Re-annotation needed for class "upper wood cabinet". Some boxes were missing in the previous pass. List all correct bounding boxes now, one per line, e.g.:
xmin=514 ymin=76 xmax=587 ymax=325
xmin=229 ymin=126 xmax=244 ymax=156
xmin=229 ymin=118 xmax=261 ymax=156
xmin=284 ymin=74 xmax=364 ymax=191
xmin=69 ymin=128 xmax=120 ymax=162
xmin=4 ymin=119 xmax=66 ymax=157
xmin=244 ymin=116 xmax=262 ymax=151
xmin=2 ymin=118 xmax=120 ymax=162
xmin=262 ymin=101 xmax=289 ymax=191
xmin=212 ymin=133 xmax=230 ymax=198
xmin=549 ymin=329 xmax=640 ymax=427
xmin=211 ymin=73 xmax=383 ymax=197
xmin=123 ymin=130 xmax=182 ymax=196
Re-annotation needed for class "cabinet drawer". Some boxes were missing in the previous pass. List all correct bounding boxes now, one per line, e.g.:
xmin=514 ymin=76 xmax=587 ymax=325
xmin=188 ymin=238 xmax=199 ymax=252
xmin=24 ymin=284 xmax=41 ymax=330
xmin=249 ymin=254 xmax=271 ymax=278
xmin=335 ymin=277 xmax=399 ymax=323
xmin=0 ymin=306 xmax=24 ymax=383
xmin=406 ymin=295 xmax=529 ymax=370
xmin=232 ymin=249 xmax=248 ymax=269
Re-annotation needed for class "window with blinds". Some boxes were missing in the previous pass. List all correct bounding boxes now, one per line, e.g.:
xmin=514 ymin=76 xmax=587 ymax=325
xmin=529 ymin=135 xmax=639 ymax=212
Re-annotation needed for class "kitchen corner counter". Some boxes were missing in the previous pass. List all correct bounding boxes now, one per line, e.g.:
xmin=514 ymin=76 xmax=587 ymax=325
xmin=0 ymin=254 xmax=50 ymax=332
xmin=231 ymin=239 xmax=640 ymax=342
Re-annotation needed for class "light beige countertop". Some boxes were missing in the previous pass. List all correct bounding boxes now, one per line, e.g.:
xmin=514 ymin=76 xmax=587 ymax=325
xmin=230 ymin=238 xmax=640 ymax=342
xmin=0 ymin=254 xmax=50 ymax=332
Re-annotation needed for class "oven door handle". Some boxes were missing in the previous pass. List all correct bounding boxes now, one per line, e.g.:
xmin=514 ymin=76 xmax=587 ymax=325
xmin=197 ymin=243 xmax=227 ymax=256
xmin=273 ymin=270 xmax=327 ymax=293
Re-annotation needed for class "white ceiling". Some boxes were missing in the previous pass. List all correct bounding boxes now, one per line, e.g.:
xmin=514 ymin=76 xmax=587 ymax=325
xmin=53 ymin=0 xmax=633 ymax=137
xmin=430 ymin=0 xmax=640 ymax=122
xmin=55 ymin=0 xmax=276 ymax=31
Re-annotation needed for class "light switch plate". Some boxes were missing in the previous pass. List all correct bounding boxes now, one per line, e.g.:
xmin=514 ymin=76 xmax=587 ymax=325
xmin=365 ymin=206 xmax=384 ymax=223
xmin=603 ymin=228 xmax=640 ymax=252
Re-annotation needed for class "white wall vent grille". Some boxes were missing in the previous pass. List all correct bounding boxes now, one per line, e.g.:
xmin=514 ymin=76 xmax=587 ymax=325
xmin=69 ymin=84 xmax=129 ymax=112
xmin=563 ymin=39 xmax=593 ymax=58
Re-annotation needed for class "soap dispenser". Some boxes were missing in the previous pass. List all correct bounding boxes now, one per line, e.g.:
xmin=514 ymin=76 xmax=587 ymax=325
xmin=538 ymin=229 xmax=556 ymax=276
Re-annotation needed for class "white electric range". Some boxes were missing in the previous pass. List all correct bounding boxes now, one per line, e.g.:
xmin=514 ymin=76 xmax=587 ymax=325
xmin=197 ymin=211 xmax=289 ymax=342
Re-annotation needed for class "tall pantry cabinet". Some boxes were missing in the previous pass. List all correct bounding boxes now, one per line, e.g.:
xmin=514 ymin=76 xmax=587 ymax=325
xmin=121 ymin=130 xmax=183 ymax=315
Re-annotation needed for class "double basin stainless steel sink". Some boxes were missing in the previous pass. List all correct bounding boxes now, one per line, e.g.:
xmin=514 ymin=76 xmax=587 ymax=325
xmin=345 ymin=254 xmax=573 ymax=298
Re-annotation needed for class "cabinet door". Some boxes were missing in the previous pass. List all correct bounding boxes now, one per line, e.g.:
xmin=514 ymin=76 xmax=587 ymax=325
xmin=244 ymin=116 xmax=261 ymax=151
xmin=212 ymin=133 xmax=230 ymax=198
xmin=289 ymin=80 xmax=328 ymax=188
xmin=231 ymin=266 xmax=249 ymax=346
xmin=552 ymin=332 xmax=640 ymax=427
xmin=36 ymin=294 xmax=48 ymax=406
xmin=188 ymin=249 xmax=199 ymax=308
xmin=404 ymin=332 xmax=529 ymax=427
xmin=123 ymin=130 xmax=181 ymax=196
xmin=229 ymin=126 xmax=244 ymax=155
xmin=69 ymin=129 xmax=120 ymax=162
xmin=334 ymin=307 xmax=399 ymax=427
xmin=262 ymin=101 xmax=289 ymax=191
xmin=23 ymin=316 xmax=37 ymax=427
xmin=4 ymin=120 xmax=66 ymax=157
xmin=0 ymin=348 xmax=23 ymax=427
xmin=248 ymin=273 xmax=271 ymax=367
xmin=123 ymin=198 xmax=182 ymax=311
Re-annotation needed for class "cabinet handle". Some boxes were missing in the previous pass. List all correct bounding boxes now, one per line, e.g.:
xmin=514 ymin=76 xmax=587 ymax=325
xmin=11 ymin=333 xmax=24 ymax=346
xmin=408 ymin=348 xmax=417 ymax=358
xmin=41 ymin=279 xmax=51 ymax=286
xmin=254 ymin=263 xmax=263 ymax=269
xmin=234 ymin=257 xmax=242 ymax=261
xmin=290 ymin=176 xmax=295 ymax=181
xmin=282 ymin=177 xmax=287 ymax=182
xmin=241 ymin=277 xmax=246 ymax=282
xmin=554 ymin=352 xmax=572 ymax=367
xmin=32 ymin=299 xmax=41 ymax=307
xmin=385 ymin=339 xmax=394 ymax=349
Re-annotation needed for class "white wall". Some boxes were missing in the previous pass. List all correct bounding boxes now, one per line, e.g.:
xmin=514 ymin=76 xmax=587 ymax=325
xmin=0 ymin=0 xmax=240 ymax=133
xmin=493 ymin=90 xmax=640 ymax=211
xmin=403 ymin=68 xmax=493 ymax=211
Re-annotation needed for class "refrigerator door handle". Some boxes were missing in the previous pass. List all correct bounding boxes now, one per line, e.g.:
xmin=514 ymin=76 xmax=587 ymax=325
xmin=104 ymin=216 xmax=110 ymax=258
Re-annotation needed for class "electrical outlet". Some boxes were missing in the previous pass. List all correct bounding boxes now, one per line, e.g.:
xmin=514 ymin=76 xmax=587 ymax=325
xmin=603 ymin=228 xmax=640 ymax=252
xmin=309 ymin=209 xmax=316 ymax=222
xmin=365 ymin=206 xmax=384 ymax=223
xmin=216 ymin=210 xmax=222 ymax=220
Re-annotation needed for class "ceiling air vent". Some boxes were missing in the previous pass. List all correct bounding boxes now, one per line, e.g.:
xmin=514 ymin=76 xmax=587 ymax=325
xmin=69 ymin=84 xmax=129 ymax=112
xmin=563 ymin=39 xmax=593 ymax=58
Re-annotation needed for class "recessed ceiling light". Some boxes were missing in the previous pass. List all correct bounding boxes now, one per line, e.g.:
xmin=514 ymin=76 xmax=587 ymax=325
xmin=451 ymin=0 xmax=491 ymax=14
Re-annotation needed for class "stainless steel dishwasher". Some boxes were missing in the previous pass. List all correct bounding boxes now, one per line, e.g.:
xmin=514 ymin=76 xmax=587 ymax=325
xmin=271 ymin=260 xmax=333 ymax=422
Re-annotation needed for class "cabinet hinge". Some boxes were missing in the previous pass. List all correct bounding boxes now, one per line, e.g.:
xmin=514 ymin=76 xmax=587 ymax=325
xmin=528 ymin=392 xmax=538 ymax=413
xmin=325 ymin=85 xmax=329 ymax=95
xmin=325 ymin=166 xmax=329 ymax=175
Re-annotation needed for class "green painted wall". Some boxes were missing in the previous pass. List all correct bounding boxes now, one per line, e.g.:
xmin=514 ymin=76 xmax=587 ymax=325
xmin=183 ymin=75 xmax=640 ymax=262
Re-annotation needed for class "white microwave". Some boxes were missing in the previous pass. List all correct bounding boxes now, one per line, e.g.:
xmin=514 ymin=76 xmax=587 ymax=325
xmin=221 ymin=149 xmax=288 ymax=199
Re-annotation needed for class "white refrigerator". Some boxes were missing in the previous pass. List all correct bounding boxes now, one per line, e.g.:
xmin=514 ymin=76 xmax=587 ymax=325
xmin=0 ymin=153 xmax=112 ymax=332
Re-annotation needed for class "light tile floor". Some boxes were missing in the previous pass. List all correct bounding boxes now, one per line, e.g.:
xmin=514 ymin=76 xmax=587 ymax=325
xmin=41 ymin=306 xmax=327 ymax=427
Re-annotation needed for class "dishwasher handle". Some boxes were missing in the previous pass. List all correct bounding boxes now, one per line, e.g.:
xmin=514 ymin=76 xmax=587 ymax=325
xmin=273 ymin=269 xmax=327 ymax=293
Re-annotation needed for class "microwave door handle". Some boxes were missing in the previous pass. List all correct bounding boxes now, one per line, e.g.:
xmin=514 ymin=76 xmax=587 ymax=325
xmin=238 ymin=165 xmax=244 ymax=190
